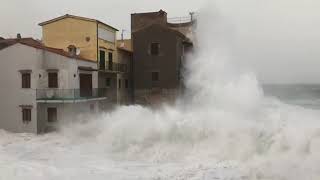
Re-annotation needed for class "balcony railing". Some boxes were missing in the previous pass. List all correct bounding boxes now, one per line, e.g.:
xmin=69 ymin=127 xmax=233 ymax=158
xmin=36 ymin=88 xmax=107 ymax=101
xmin=100 ymin=62 xmax=128 ymax=73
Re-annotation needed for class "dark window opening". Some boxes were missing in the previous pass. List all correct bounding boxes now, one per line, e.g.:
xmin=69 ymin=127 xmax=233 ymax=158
xmin=79 ymin=74 xmax=93 ymax=97
xmin=152 ymin=72 xmax=159 ymax=81
xmin=47 ymin=108 xmax=57 ymax=123
xmin=48 ymin=72 xmax=58 ymax=88
xmin=22 ymin=73 xmax=31 ymax=88
xmin=150 ymin=43 xmax=160 ymax=56
xmin=125 ymin=79 xmax=129 ymax=89
xmin=118 ymin=79 xmax=121 ymax=89
xmin=106 ymin=78 xmax=111 ymax=87
xmin=99 ymin=50 xmax=105 ymax=70
xmin=22 ymin=108 xmax=31 ymax=123
xmin=108 ymin=52 xmax=113 ymax=71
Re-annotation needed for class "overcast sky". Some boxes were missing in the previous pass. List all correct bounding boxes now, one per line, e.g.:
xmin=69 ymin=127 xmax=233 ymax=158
xmin=0 ymin=0 xmax=205 ymax=39
xmin=1 ymin=0 xmax=320 ymax=84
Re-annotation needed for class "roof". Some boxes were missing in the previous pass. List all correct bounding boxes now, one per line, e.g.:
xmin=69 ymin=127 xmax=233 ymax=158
xmin=131 ymin=9 xmax=167 ymax=16
xmin=117 ymin=47 xmax=133 ymax=54
xmin=117 ymin=39 xmax=132 ymax=53
xmin=0 ymin=38 xmax=95 ymax=63
xmin=133 ymin=23 xmax=192 ymax=43
xmin=39 ymin=14 xmax=119 ymax=31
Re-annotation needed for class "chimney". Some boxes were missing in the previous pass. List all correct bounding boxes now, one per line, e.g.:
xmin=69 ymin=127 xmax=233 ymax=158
xmin=17 ymin=33 xmax=22 ymax=39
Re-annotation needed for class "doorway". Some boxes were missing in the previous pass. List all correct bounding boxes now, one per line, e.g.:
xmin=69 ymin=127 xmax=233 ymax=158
xmin=79 ymin=74 xmax=93 ymax=97
xmin=47 ymin=107 xmax=57 ymax=123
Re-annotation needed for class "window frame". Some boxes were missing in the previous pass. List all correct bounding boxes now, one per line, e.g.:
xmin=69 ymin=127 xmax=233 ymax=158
xmin=21 ymin=107 xmax=32 ymax=124
xmin=48 ymin=71 xmax=58 ymax=88
xmin=47 ymin=107 xmax=57 ymax=123
xmin=21 ymin=73 xmax=31 ymax=89
xmin=151 ymin=72 xmax=159 ymax=82
xmin=105 ymin=78 xmax=111 ymax=87
xmin=118 ymin=79 xmax=121 ymax=89
xmin=150 ymin=42 xmax=160 ymax=56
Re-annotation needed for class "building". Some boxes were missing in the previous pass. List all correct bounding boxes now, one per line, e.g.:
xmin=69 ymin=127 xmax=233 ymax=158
xmin=39 ymin=14 xmax=132 ymax=104
xmin=0 ymin=37 xmax=107 ymax=133
xmin=131 ymin=10 xmax=194 ymax=104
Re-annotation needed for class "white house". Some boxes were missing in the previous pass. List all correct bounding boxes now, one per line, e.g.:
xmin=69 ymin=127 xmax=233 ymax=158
xmin=0 ymin=38 xmax=107 ymax=133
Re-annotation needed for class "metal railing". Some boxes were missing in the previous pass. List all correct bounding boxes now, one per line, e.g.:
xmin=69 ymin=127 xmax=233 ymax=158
xmin=100 ymin=62 xmax=128 ymax=73
xmin=36 ymin=88 xmax=108 ymax=100
xmin=167 ymin=16 xmax=192 ymax=24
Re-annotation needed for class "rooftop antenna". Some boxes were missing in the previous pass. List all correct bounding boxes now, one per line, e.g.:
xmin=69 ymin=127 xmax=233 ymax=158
xmin=121 ymin=29 xmax=126 ymax=41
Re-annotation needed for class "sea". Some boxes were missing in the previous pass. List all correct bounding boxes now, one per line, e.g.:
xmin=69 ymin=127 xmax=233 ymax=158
xmin=263 ymin=84 xmax=320 ymax=109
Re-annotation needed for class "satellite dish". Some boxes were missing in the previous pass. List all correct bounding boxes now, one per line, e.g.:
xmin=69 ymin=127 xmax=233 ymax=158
xmin=76 ymin=48 xmax=81 ymax=56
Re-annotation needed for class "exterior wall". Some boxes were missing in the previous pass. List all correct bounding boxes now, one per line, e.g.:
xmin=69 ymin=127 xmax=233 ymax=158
xmin=131 ymin=11 xmax=168 ymax=32
xmin=133 ymin=26 xmax=183 ymax=90
xmin=117 ymin=39 xmax=132 ymax=52
xmin=97 ymin=23 xmax=118 ymax=69
xmin=117 ymin=50 xmax=133 ymax=104
xmin=42 ymin=18 xmax=98 ymax=61
xmin=40 ymin=50 xmax=98 ymax=90
xmin=37 ymin=101 xmax=99 ymax=133
xmin=169 ymin=23 xmax=195 ymax=42
xmin=0 ymin=44 xmax=41 ymax=133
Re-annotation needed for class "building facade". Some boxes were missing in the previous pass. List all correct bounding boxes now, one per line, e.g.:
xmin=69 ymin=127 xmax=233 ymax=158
xmin=39 ymin=14 xmax=132 ymax=104
xmin=0 ymin=38 xmax=106 ymax=133
xmin=131 ymin=10 xmax=194 ymax=104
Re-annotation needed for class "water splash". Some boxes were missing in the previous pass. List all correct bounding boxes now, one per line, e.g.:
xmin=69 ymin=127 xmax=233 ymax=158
xmin=1 ymin=1 xmax=320 ymax=179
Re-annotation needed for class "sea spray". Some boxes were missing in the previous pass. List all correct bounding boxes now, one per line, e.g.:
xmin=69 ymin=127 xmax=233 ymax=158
xmin=1 ymin=1 xmax=320 ymax=180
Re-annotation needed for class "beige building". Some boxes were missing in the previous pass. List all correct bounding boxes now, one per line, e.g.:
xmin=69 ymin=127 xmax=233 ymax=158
xmin=39 ymin=14 xmax=133 ymax=105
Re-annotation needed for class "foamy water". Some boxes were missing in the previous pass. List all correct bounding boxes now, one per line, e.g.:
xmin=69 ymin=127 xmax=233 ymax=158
xmin=1 ymin=1 xmax=320 ymax=180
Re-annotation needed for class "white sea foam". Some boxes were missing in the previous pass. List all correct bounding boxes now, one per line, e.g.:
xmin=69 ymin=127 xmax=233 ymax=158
xmin=1 ymin=1 xmax=320 ymax=179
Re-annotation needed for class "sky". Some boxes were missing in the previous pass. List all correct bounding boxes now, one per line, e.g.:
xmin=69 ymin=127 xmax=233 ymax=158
xmin=1 ymin=0 xmax=320 ymax=84
xmin=0 ymin=0 xmax=205 ymax=39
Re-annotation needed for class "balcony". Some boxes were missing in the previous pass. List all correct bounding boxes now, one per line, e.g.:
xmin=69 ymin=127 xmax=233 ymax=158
xmin=36 ymin=88 xmax=108 ymax=103
xmin=99 ymin=62 xmax=128 ymax=73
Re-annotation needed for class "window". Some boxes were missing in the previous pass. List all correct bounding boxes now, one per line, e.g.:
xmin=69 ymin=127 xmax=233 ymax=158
xmin=108 ymin=52 xmax=113 ymax=71
xmin=48 ymin=72 xmax=58 ymax=88
xmin=152 ymin=72 xmax=159 ymax=81
xmin=22 ymin=108 xmax=31 ymax=123
xmin=47 ymin=108 xmax=57 ymax=123
xmin=125 ymin=79 xmax=129 ymax=89
xmin=118 ymin=79 xmax=121 ymax=89
xmin=150 ymin=43 xmax=160 ymax=55
xmin=99 ymin=50 xmax=106 ymax=70
xmin=106 ymin=78 xmax=111 ymax=87
xmin=21 ymin=73 xmax=31 ymax=88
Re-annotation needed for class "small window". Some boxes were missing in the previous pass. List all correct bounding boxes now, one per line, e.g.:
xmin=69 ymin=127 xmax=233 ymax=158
xmin=99 ymin=50 xmax=106 ymax=70
xmin=22 ymin=108 xmax=31 ymax=123
xmin=108 ymin=52 xmax=113 ymax=71
xmin=152 ymin=72 xmax=159 ymax=81
xmin=22 ymin=73 xmax=31 ymax=88
xmin=47 ymin=108 xmax=57 ymax=123
xmin=106 ymin=78 xmax=111 ymax=87
xmin=150 ymin=43 xmax=160 ymax=56
xmin=125 ymin=79 xmax=129 ymax=89
xmin=48 ymin=72 xmax=58 ymax=88
xmin=118 ymin=79 xmax=121 ymax=89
